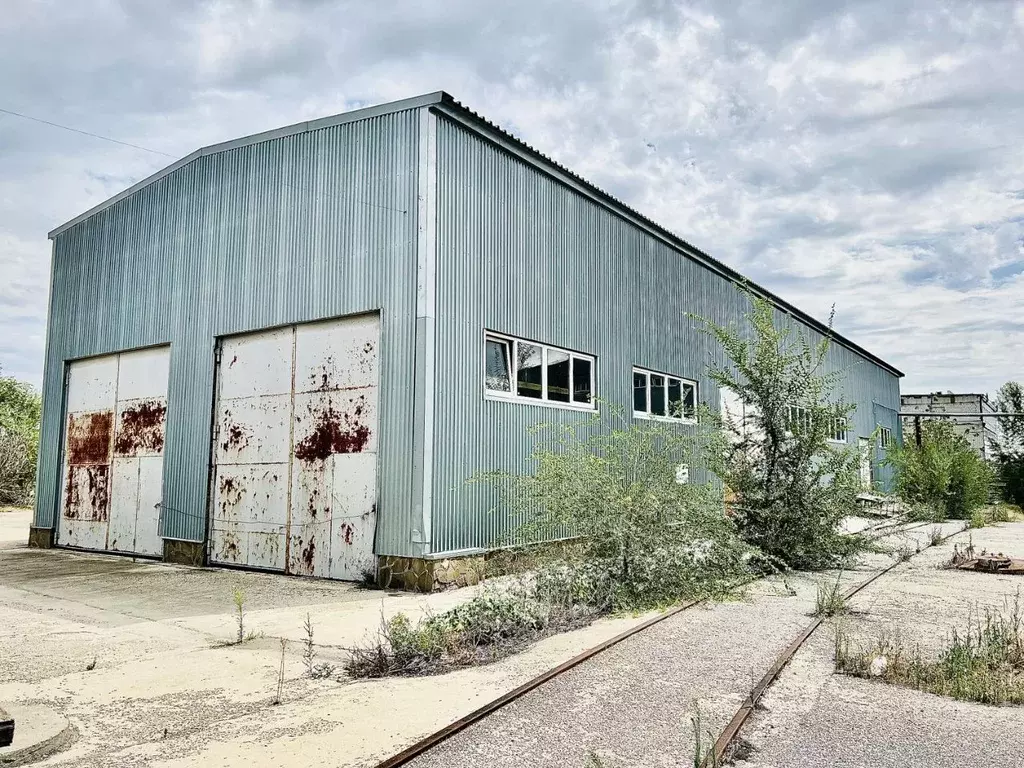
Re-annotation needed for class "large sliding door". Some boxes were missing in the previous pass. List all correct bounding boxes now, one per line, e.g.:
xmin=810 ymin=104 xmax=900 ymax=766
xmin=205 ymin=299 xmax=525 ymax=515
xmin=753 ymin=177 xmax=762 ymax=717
xmin=209 ymin=314 xmax=380 ymax=581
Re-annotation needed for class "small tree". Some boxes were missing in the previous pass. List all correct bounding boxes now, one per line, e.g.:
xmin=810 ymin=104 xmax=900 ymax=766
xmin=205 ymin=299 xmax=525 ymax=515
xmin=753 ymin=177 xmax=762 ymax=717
xmin=690 ymin=293 xmax=862 ymax=570
xmin=992 ymin=381 xmax=1024 ymax=508
xmin=886 ymin=420 xmax=993 ymax=518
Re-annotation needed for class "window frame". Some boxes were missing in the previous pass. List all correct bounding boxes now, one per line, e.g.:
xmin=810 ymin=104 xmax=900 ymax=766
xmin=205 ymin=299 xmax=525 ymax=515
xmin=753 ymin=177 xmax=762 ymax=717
xmin=483 ymin=331 xmax=597 ymax=412
xmin=878 ymin=426 xmax=892 ymax=449
xmin=827 ymin=417 xmax=849 ymax=444
xmin=632 ymin=366 xmax=698 ymax=424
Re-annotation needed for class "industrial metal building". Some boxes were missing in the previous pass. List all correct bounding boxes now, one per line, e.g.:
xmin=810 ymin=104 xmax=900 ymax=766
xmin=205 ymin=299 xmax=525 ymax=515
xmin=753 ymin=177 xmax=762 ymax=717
xmin=31 ymin=92 xmax=904 ymax=587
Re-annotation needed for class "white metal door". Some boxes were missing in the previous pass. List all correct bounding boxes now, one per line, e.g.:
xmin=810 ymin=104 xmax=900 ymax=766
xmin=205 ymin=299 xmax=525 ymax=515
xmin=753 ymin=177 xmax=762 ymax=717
xmin=58 ymin=346 xmax=169 ymax=556
xmin=210 ymin=314 xmax=380 ymax=580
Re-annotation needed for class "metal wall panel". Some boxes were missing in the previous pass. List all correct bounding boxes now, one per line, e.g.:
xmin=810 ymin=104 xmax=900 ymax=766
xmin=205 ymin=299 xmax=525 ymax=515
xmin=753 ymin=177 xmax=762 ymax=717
xmin=36 ymin=110 xmax=420 ymax=557
xmin=431 ymin=117 xmax=902 ymax=554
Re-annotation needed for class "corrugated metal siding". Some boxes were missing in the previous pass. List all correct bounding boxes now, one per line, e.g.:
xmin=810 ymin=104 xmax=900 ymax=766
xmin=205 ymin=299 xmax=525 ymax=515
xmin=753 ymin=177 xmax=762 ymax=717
xmin=35 ymin=109 xmax=421 ymax=556
xmin=431 ymin=117 xmax=902 ymax=554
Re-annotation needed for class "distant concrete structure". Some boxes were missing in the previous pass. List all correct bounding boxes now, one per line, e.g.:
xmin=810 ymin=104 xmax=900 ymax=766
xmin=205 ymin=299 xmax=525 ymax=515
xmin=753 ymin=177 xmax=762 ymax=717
xmin=900 ymin=393 xmax=1002 ymax=460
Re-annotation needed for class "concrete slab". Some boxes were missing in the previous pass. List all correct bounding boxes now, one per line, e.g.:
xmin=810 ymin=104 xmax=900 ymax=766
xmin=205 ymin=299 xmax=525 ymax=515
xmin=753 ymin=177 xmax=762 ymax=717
xmin=0 ymin=704 xmax=76 ymax=766
xmin=1 ymin=507 xmax=663 ymax=767
xmin=737 ymin=521 xmax=1024 ymax=768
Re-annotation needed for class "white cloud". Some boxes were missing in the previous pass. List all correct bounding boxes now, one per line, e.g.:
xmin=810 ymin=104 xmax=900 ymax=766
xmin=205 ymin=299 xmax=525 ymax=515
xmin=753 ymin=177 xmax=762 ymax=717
xmin=1 ymin=0 xmax=1022 ymax=395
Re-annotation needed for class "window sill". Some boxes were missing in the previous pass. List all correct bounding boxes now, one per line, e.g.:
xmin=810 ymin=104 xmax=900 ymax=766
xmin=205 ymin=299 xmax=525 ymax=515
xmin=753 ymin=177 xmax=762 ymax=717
xmin=827 ymin=438 xmax=849 ymax=445
xmin=633 ymin=411 xmax=698 ymax=426
xmin=484 ymin=391 xmax=597 ymax=413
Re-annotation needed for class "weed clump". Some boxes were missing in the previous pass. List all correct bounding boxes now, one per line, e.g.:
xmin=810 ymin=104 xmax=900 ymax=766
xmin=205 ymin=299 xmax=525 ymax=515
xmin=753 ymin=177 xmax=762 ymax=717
xmin=835 ymin=591 xmax=1024 ymax=705
xmin=345 ymin=585 xmax=598 ymax=678
xmin=813 ymin=573 xmax=848 ymax=617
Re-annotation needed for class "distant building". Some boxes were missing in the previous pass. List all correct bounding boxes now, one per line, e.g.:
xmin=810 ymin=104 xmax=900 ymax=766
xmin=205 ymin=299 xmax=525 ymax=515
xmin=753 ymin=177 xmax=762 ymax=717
xmin=900 ymin=393 xmax=1001 ymax=461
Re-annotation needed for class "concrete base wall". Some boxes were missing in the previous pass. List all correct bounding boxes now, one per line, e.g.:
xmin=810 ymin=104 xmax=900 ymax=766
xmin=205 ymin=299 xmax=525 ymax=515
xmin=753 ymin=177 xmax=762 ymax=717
xmin=27 ymin=527 xmax=55 ymax=549
xmin=377 ymin=554 xmax=485 ymax=592
xmin=163 ymin=539 xmax=205 ymax=567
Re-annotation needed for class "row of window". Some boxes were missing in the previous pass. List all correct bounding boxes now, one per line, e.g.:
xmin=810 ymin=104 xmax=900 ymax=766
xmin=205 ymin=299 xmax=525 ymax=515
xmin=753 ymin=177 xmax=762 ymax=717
xmin=483 ymin=332 xmax=896 ymax=445
xmin=484 ymin=333 xmax=698 ymax=422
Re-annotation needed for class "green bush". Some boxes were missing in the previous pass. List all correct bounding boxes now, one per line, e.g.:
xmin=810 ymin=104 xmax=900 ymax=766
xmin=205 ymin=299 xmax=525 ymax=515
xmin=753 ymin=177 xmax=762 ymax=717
xmin=482 ymin=413 xmax=760 ymax=613
xmin=345 ymin=585 xmax=597 ymax=677
xmin=0 ymin=371 xmax=41 ymax=506
xmin=886 ymin=421 xmax=993 ymax=519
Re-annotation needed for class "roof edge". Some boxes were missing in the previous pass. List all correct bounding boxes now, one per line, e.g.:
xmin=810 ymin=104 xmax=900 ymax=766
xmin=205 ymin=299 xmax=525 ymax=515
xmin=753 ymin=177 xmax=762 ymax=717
xmin=47 ymin=90 xmax=903 ymax=379
xmin=47 ymin=91 xmax=447 ymax=239
xmin=433 ymin=96 xmax=904 ymax=379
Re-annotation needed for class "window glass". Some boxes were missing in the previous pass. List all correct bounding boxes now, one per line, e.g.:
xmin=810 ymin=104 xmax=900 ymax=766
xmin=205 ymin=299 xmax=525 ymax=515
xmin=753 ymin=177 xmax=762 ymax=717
xmin=667 ymin=378 xmax=682 ymax=418
xmin=516 ymin=343 xmax=543 ymax=399
xmin=683 ymin=382 xmax=696 ymax=419
xmin=547 ymin=349 xmax=571 ymax=402
xmin=633 ymin=371 xmax=647 ymax=412
xmin=572 ymin=357 xmax=593 ymax=404
xmin=484 ymin=338 xmax=511 ymax=392
xmin=650 ymin=374 xmax=666 ymax=416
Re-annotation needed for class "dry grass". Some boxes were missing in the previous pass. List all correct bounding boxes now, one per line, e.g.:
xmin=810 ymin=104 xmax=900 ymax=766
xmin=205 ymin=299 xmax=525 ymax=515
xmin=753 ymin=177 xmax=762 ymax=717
xmin=835 ymin=591 xmax=1024 ymax=705
xmin=813 ymin=572 xmax=848 ymax=618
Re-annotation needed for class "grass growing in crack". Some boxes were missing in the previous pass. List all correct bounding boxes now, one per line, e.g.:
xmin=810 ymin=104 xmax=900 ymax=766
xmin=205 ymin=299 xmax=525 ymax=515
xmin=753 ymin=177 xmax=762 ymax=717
xmin=690 ymin=702 xmax=719 ymax=768
xmin=345 ymin=584 xmax=600 ymax=678
xmin=214 ymin=587 xmax=262 ymax=646
xmin=928 ymin=526 xmax=944 ymax=547
xmin=303 ymin=613 xmax=336 ymax=679
xmin=835 ymin=591 xmax=1024 ymax=705
xmin=813 ymin=572 xmax=848 ymax=617
xmin=233 ymin=587 xmax=247 ymax=643
xmin=272 ymin=638 xmax=286 ymax=706
xmin=890 ymin=543 xmax=914 ymax=563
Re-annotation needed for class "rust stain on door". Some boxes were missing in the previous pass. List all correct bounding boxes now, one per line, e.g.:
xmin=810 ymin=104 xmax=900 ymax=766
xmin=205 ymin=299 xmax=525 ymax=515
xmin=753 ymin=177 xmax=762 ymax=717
xmin=64 ymin=465 xmax=111 ymax=521
xmin=113 ymin=399 xmax=166 ymax=456
xmin=293 ymin=395 xmax=370 ymax=462
xmin=67 ymin=411 xmax=113 ymax=465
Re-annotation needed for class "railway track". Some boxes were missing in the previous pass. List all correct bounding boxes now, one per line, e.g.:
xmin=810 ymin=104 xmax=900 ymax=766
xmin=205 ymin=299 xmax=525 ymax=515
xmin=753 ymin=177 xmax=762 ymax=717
xmin=373 ymin=517 xmax=961 ymax=768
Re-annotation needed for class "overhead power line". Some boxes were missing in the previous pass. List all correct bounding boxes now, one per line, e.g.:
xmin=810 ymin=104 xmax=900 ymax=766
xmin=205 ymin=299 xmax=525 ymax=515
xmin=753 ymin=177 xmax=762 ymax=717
xmin=0 ymin=106 xmax=175 ymax=158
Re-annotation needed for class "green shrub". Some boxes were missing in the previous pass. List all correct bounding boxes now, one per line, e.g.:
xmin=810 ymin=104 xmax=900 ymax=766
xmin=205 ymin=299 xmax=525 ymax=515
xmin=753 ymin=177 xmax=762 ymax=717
xmin=345 ymin=585 xmax=597 ymax=677
xmin=886 ymin=421 xmax=993 ymax=519
xmin=0 ymin=371 xmax=41 ymax=506
xmin=481 ymin=413 xmax=760 ymax=613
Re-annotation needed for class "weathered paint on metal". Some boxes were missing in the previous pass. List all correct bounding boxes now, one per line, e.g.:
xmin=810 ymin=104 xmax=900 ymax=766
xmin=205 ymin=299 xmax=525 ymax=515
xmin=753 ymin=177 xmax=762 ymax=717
xmin=36 ymin=108 xmax=421 ymax=557
xmin=210 ymin=314 xmax=380 ymax=579
xmin=38 ymin=95 xmax=903 ymax=568
xmin=57 ymin=346 xmax=169 ymax=555
xmin=429 ymin=115 xmax=902 ymax=554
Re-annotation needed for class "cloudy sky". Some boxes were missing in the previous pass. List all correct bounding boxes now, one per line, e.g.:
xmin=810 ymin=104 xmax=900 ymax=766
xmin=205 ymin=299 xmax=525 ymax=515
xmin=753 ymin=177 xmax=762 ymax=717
xmin=2 ymin=0 xmax=1022 ymax=395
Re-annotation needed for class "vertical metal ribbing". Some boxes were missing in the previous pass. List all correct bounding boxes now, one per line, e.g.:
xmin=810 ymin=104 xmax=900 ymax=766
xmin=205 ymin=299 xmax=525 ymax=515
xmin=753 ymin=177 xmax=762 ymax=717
xmin=37 ymin=109 xmax=423 ymax=556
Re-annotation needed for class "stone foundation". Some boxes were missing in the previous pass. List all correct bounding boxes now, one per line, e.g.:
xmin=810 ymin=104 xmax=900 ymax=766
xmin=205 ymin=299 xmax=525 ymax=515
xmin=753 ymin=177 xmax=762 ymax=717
xmin=27 ymin=527 xmax=55 ymax=549
xmin=377 ymin=554 xmax=485 ymax=592
xmin=163 ymin=539 xmax=205 ymax=567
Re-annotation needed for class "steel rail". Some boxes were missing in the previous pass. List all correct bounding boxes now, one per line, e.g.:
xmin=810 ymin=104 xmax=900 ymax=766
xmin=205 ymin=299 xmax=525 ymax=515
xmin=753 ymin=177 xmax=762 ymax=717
xmin=374 ymin=598 xmax=703 ymax=768
xmin=702 ymin=520 xmax=968 ymax=767
xmin=371 ymin=517 xmax=927 ymax=768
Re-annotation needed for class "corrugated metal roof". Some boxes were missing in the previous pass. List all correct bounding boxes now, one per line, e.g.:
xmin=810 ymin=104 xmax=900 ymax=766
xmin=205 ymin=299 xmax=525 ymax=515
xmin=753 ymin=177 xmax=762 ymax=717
xmin=48 ymin=90 xmax=903 ymax=377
